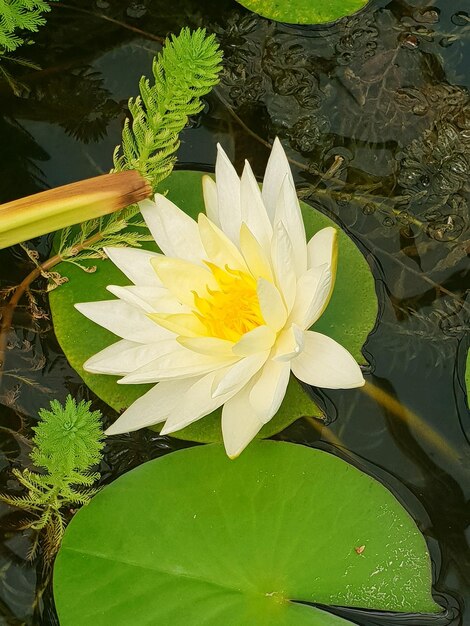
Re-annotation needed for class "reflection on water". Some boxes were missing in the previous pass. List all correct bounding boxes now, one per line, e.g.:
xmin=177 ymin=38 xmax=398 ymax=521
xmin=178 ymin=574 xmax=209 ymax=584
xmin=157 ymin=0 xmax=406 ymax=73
xmin=0 ymin=0 xmax=469 ymax=623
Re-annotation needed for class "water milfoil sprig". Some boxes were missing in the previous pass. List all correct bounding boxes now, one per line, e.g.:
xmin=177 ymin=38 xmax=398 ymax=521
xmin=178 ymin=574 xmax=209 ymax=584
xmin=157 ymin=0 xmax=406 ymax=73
xmin=0 ymin=0 xmax=57 ymax=54
xmin=56 ymin=27 xmax=223 ymax=268
xmin=0 ymin=395 xmax=104 ymax=564
xmin=114 ymin=26 xmax=223 ymax=187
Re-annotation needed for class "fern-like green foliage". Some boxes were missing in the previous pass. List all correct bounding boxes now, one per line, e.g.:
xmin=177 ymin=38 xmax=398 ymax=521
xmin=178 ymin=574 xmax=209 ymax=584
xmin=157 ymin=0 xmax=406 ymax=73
xmin=114 ymin=27 xmax=223 ymax=188
xmin=54 ymin=27 xmax=222 ymax=274
xmin=0 ymin=396 xmax=104 ymax=563
xmin=0 ymin=0 xmax=57 ymax=54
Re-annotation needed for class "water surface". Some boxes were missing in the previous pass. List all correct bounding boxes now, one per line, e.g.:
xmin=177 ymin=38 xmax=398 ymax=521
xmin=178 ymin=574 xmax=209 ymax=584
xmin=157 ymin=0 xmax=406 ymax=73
xmin=0 ymin=0 xmax=469 ymax=624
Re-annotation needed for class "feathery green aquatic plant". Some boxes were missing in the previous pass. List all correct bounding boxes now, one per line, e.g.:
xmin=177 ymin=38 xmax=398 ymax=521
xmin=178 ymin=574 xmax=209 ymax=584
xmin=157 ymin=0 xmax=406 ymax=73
xmin=0 ymin=396 xmax=104 ymax=563
xmin=55 ymin=27 xmax=223 ymax=270
xmin=114 ymin=27 xmax=223 ymax=187
xmin=0 ymin=0 xmax=57 ymax=53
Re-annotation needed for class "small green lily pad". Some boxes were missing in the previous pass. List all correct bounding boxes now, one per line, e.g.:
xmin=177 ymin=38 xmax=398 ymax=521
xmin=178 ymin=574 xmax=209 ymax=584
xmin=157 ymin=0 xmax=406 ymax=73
xmin=53 ymin=441 xmax=440 ymax=625
xmin=235 ymin=0 xmax=370 ymax=25
xmin=49 ymin=170 xmax=378 ymax=443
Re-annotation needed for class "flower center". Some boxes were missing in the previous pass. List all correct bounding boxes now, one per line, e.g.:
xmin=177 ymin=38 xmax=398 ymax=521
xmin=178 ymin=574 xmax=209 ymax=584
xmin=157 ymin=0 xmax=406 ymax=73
xmin=193 ymin=263 xmax=264 ymax=342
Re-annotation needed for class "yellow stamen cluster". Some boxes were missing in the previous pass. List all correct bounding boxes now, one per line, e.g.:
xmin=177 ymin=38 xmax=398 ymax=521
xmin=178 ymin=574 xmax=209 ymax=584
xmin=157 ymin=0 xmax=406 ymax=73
xmin=193 ymin=263 xmax=264 ymax=342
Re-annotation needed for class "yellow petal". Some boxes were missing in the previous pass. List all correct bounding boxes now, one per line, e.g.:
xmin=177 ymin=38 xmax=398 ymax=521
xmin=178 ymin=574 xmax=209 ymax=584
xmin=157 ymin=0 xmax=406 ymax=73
xmin=197 ymin=213 xmax=247 ymax=271
xmin=257 ymin=278 xmax=287 ymax=332
xmin=273 ymin=324 xmax=304 ymax=362
xmin=177 ymin=336 xmax=234 ymax=356
xmin=147 ymin=313 xmax=207 ymax=337
xmin=239 ymin=223 xmax=273 ymax=281
xmin=151 ymin=256 xmax=217 ymax=306
xmin=232 ymin=325 xmax=276 ymax=357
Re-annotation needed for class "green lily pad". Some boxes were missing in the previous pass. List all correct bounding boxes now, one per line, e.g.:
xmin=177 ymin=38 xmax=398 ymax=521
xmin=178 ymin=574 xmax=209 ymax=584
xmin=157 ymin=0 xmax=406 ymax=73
xmin=235 ymin=0 xmax=370 ymax=25
xmin=49 ymin=170 xmax=378 ymax=443
xmin=54 ymin=441 xmax=440 ymax=625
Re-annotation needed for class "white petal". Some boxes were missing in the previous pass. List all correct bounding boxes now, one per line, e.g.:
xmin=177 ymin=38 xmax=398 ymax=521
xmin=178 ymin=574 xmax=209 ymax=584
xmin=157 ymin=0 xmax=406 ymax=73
xmin=262 ymin=137 xmax=294 ymax=222
xmin=104 ymin=247 xmax=160 ymax=286
xmin=211 ymin=351 xmax=269 ymax=397
xmin=151 ymin=256 xmax=217 ymax=307
xmin=149 ymin=294 xmax=191 ymax=315
xmin=270 ymin=222 xmax=296 ymax=313
xmin=107 ymin=285 xmax=187 ymax=315
xmin=139 ymin=195 xmax=205 ymax=264
xmin=215 ymin=143 xmax=242 ymax=244
xmin=306 ymin=227 xmax=338 ymax=317
xmin=239 ymin=224 xmax=273 ymax=281
xmin=240 ymin=160 xmax=272 ymax=251
xmin=273 ymin=324 xmax=304 ymax=362
xmin=197 ymin=213 xmax=247 ymax=271
xmin=177 ymin=335 xmax=234 ymax=357
xmin=83 ymin=339 xmax=138 ymax=375
xmin=160 ymin=369 xmax=238 ymax=435
xmin=222 ymin=383 xmax=264 ymax=459
xmin=288 ymin=264 xmax=332 ymax=329
xmin=118 ymin=345 xmax=235 ymax=384
xmin=202 ymin=175 xmax=220 ymax=226
xmin=274 ymin=175 xmax=307 ymax=276
xmin=84 ymin=338 xmax=176 ymax=375
xmin=249 ymin=360 xmax=291 ymax=423
xmin=75 ymin=300 xmax=165 ymax=343
xmin=232 ymin=326 xmax=276 ymax=357
xmin=307 ymin=226 xmax=337 ymax=269
xmin=291 ymin=331 xmax=365 ymax=389
xmin=105 ymin=379 xmax=195 ymax=435
xmin=148 ymin=312 xmax=207 ymax=338
xmin=257 ymin=278 xmax=287 ymax=332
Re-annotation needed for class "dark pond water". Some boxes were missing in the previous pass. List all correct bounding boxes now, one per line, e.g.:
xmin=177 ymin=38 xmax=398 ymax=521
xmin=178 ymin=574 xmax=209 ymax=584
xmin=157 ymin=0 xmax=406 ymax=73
xmin=0 ymin=0 xmax=469 ymax=624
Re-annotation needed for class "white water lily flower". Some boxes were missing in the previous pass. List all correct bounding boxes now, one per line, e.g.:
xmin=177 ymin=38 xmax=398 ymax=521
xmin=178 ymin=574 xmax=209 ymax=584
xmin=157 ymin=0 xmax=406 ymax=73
xmin=76 ymin=139 xmax=364 ymax=458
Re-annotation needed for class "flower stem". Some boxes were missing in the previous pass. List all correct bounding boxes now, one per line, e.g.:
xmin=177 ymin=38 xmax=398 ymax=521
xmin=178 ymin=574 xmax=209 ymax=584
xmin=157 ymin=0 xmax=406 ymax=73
xmin=360 ymin=381 xmax=459 ymax=462
xmin=53 ymin=3 xmax=164 ymax=43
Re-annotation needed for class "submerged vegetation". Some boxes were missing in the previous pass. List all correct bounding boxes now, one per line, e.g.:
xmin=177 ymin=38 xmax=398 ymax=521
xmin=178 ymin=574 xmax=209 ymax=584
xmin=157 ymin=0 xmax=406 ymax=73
xmin=0 ymin=396 xmax=103 ymax=563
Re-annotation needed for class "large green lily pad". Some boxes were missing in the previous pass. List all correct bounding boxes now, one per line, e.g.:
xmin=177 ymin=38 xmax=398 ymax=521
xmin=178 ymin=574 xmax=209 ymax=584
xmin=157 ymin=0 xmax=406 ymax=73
xmin=54 ymin=441 xmax=440 ymax=625
xmin=235 ymin=0 xmax=370 ymax=25
xmin=49 ymin=170 xmax=378 ymax=443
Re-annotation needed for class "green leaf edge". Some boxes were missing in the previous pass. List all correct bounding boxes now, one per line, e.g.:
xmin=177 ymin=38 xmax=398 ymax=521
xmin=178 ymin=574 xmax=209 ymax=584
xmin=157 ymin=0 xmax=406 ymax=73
xmin=235 ymin=0 xmax=370 ymax=25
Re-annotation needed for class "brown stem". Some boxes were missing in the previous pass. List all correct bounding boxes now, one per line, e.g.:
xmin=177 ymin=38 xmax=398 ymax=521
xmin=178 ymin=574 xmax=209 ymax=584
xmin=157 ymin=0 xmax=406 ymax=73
xmin=214 ymin=87 xmax=323 ymax=176
xmin=0 ymin=231 xmax=104 ymax=381
xmin=53 ymin=3 xmax=164 ymax=43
